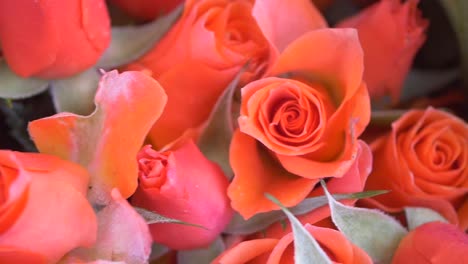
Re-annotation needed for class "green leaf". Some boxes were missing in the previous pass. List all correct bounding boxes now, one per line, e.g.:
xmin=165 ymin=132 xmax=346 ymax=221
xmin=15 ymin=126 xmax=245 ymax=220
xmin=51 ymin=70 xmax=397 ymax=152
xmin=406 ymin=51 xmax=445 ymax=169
xmin=0 ymin=62 xmax=49 ymax=99
xmin=225 ymin=190 xmax=387 ymax=235
xmin=96 ymin=4 xmax=184 ymax=69
xmin=133 ymin=207 xmax=208 ymax=230
xmin=321 ymin=180 xmax=407 ymax=264
xmin=0 ymin=100 xmax=37 ymax=152
xmin=265 ymin=193 xmax=332 ymax=264
xmin=370 ymin=109 xmax=407 ymax=126
xmin=177 ymin=236 xmax=225 ymax=264
xmin=149 ymin=243 xmax=170 ymax=261
xmin=404 ymin=207 xmax=449 ymax=231
xmin=440 ymin=0 xmax=468 ymax=86
xmin=197 ymin=66 xmax=245 ymax=179
xmin=400 ymin=69 xmax=459 ymax=102
xmin=50 ymin=68 xmax=100 ymax=115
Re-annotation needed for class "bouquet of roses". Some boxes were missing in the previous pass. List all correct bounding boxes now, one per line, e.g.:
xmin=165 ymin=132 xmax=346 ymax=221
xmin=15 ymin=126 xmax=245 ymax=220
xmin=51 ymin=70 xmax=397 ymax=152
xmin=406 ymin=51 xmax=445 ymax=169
xmin=0 ymin=0 xmax=466 ymax=263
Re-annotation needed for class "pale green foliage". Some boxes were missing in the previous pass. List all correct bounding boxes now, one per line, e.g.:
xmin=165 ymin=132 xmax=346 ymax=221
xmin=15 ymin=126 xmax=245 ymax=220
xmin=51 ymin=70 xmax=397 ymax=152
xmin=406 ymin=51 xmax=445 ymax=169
xmin=177 ymin=236 xmax=225 ymax=264
xmin=50 ymin=68 xmax=100 ymax=115
xmin=266 ymin=193 xmax=332 ymax=264
xmin=405 ymin=207 xmax=449 ymax=231
xmin=321 ymin=180 xmax=407 ymax=264
xmin=226 ymin=190 xmax=387 ymax=234
xmin=197 ymin=66 xmax=246 ymax=179
xmin=97 ymin=4 xmax=184 ymax=68
xmin=0 ymin=61 xmax=49 ymax=99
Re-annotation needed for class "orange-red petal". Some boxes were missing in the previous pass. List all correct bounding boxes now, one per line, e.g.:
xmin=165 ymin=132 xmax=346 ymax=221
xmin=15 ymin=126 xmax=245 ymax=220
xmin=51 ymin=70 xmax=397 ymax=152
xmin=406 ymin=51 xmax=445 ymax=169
xmin=228 ymin=130 xmax=318 ymax=219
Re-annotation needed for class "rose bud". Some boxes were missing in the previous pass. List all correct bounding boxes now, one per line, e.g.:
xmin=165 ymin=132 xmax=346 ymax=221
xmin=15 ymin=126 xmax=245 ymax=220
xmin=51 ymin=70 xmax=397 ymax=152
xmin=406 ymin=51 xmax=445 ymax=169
xmin=0 ymin=151 xmax=96 ymax=263
xmin=364 ymin=107 xmax=468 ymax=226
xmin=213 ymin=225 xmax=372 ymax=264
xmin=0 ymin=0 xmax=110 ymax=78
xmin=109 ymin=0 xmax=183 ymax=21
xmin=392 ymin=222 xmax=468 ymax=264
xmin=131 ymin=141 xmax=233 ymax=250
xmin=337 ymin=0 xmax=428 ymax=102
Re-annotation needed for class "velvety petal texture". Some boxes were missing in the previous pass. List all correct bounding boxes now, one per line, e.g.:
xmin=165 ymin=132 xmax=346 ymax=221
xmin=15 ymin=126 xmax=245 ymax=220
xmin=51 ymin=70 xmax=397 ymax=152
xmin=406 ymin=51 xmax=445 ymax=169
xmin=392 ymin=222 xmax=468 ymax=264
xmin=28 ymin=70 xmax=167 ymax=204
xmin=365 ymin=107 xmax=468 ymax=225
xmin=131 ymin=141 xmax=233 ymax=250
xmin=337 ymin=0 xmax=428 ymax=101
xmin=229 ymin=28 xmax=370 ymax=218
xmin=65 ymin=189 xmax=152 ymax=264
xmin=213 ymin=225 xmax=372 ymax=264
xmin=0 ymin=151 xmax=96 ymax=263
xmin=0 ymin=0 xmax=110 ymax=78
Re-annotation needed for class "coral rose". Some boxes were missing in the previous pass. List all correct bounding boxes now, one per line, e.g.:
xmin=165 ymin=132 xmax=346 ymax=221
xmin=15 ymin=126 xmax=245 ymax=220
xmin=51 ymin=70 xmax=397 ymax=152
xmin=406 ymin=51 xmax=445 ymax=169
xmin=228 ymin=28 xmax=370 ymax=218
xmin=337 ymin=0 xmax=428 ymax=102
xmin=364 ymin=107 xmax=468 ymax=225
xmin=212 ymin=225 xmax=372 ymax=264
xmin=124 ymin=0 xmax=273 ymax=148
xmin=392 ymin=222 xmax=468 ymax=264
xmin=0 ymin=151 xmax=96 ymax=263
xmin=0 ymin=0 xmax=110 ymax=79
xmin=131 ymin=141 xmax=233 ymax=250
xmin=124 ymin=0 xmax=326 ymax=148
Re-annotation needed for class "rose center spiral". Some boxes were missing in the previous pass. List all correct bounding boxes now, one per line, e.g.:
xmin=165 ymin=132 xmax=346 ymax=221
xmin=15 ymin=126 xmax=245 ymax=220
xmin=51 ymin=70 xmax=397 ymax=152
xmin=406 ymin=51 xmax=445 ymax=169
xmin=137 ymin=147 xmax=170 ymax=189
xmin=261 ymin=85 xmax=325 ymax=149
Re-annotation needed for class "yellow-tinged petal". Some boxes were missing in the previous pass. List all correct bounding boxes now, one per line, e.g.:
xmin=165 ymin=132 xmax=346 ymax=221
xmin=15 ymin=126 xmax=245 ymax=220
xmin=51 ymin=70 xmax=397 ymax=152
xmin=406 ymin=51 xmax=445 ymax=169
xmin=29 ymin=70 xmax=167 ymax=204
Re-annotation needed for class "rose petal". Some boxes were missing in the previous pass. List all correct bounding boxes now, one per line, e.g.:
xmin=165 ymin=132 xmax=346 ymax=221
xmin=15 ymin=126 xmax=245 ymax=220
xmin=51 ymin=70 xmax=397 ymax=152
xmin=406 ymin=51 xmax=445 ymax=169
xmin=29 ymin=70 xmax=167 ymax=204
xmin=252 ymin=0 xmax=327 ymax=52
xmin=147 ymin=61 xmax=237 ymax=148
xmin=0 ymin=246 xmax=47 ymax=264
xmin=69 ymin=189 xmax=152 ymax=263
xmin=0 ymin=154 xmax=96 ymax=263
xmin=392 ymin=222 xmax=468 ymax=263
xmin=211 ymin=239 xmax=278 ymax=264
xmin=271 ymin=28 xmax=365 ymax=121
xmin=457 ymin=198 xmax=468 ymax=231
xmin=228 ymin=130 xmax=318 ymax=219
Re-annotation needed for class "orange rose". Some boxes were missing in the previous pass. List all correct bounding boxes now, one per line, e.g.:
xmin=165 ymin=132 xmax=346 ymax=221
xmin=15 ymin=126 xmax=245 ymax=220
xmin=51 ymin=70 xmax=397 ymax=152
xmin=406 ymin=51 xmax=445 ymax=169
xmin=392 ymin=222 xmax=468 ymax=264
xmin=364 ymin=107 xmax=468 ymax=225
xmin=124 ymin=0 xmax=326 ymax=148
xmin=124 ymin=0 xmax=273 ymax=148
xmin=0 ymin=0 xmax=110 ymax=78
xmin=0 ymin=151 xmax=96 ymax=263
xmin=213 ymin=225 xmax=372 ymax=264
xmin=337 ymin=0 xmax=428 ymax=102
xmin=131 ymin=141 xmax=233 ymax=249
xmin=229 ymin=28 xmax=370 ymax=218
